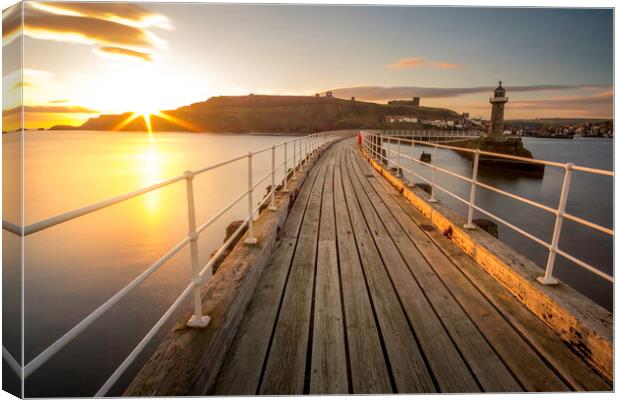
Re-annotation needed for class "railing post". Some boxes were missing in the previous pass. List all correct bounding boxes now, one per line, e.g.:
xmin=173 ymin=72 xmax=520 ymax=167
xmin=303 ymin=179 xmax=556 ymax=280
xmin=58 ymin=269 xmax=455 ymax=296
xmin=428 ymin=146 xmax=439 ymax=203
xmin=370 ymin=134 xmax=375 ymax=158
xmin=313 ymin=133 xmax=317 ymax=155
xmin=283 ymin=141 xmax=289 ymax=192
xmin=408 ymin=138 xmax=415 ymax=187
xmin=538 ymin=163 xmax=574 ymax=285
xmin=268 ymin=145 xmax=277 ymax=211
xmin=397 ymin=138 xmax=402 ymax=176
xmin=293 ymin=139 xmax=297 ymax=177
xmin=464 ymin=149 xmax=480 ymax=229
xmin=244 ymin=152 xmax=258 ymax=245
xmin=184 ymin=171 xmax=210 ymax=328
xmin=371 ymin=135 xmax=374 ymax=157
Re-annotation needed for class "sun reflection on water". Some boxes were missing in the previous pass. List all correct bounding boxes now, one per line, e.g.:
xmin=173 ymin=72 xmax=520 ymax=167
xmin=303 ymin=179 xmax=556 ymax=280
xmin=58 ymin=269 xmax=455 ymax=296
xmin=136 ymin=141 xmax=163 ymax=215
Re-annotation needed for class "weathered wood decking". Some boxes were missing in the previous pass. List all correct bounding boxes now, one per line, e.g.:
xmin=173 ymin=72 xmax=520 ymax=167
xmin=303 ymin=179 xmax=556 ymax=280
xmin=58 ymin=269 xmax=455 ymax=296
xmin=210 ymin=138 xmax=610 ymax=394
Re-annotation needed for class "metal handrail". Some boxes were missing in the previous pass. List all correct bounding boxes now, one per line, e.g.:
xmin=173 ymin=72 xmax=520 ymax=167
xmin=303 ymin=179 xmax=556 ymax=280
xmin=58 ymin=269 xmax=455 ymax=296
xmin=1 ymin=131 xmax=332 ymax=395
xmin=361 ymin=131 xmax=613 ymax=286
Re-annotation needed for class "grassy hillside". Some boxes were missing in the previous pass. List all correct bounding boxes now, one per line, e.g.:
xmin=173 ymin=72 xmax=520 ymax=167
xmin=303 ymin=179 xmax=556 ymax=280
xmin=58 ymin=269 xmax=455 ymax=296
xmin=51 ymin=95 xmax=461 ymax=133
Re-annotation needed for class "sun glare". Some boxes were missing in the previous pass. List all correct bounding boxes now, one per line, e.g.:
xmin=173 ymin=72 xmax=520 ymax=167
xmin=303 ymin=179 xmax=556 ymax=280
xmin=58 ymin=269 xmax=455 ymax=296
xmin=112 ymin=108 xmax=158 ymax=134
xmin=111 ymin=108 xmax=200 ymax=135
xmin=136 ymin=111 xmax=154 ymax=134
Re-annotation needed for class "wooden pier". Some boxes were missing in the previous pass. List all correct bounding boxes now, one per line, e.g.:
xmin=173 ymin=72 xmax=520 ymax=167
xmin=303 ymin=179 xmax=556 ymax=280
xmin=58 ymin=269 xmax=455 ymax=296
xmin=126 ymin=137 xmax=611 ymax=395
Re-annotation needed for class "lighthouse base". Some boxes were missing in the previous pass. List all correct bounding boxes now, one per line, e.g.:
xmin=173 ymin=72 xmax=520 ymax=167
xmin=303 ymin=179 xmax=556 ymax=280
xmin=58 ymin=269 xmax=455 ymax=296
xmin=457 ymin=138 xmax=545 ymax=177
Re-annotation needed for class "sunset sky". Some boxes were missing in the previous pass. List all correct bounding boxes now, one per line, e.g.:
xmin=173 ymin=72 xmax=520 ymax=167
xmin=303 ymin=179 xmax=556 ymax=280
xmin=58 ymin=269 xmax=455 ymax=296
xmin=2 ymin=2 xmax=614 ymax=130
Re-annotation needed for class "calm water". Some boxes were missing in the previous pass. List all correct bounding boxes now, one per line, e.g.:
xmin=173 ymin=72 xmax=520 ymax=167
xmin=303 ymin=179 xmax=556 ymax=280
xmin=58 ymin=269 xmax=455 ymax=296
xmin=2 ymin=131 xmax=301 ymax=397
xmin=385 ymin=137 xmax=613 ymax=310
xmin=2 ymin=133 xmax=613 ymax=396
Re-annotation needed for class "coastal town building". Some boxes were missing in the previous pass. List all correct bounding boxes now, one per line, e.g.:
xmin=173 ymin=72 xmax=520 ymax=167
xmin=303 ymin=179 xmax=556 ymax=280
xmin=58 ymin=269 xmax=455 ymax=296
xmin=385 ymin=115 xmax=418 ymax=123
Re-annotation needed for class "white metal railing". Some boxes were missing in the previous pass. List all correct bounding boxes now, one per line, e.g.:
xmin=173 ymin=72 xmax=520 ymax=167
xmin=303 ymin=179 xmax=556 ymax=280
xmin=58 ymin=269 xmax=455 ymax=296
xmin=1 ymin=131 xmax=332 ymax=395
xmin=361 ymin=130 xmax=613 ymax=287
xmin=380 ymin=129 xmax=483 ymax=143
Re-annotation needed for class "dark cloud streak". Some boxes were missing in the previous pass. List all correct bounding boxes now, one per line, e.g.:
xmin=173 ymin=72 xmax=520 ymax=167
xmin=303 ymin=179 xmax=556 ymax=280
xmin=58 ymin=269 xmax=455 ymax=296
xmin=510 ymin=92 xmax=613 ymax=110
xmin=3 ymin=105 xmax=99 ymax=115
xmin=32 ymin=2 xmax=167 ymax=27
xmin=2 ymin=4 xmax=21 ymax=39
xmin=328 ymin=85 xmax=611 ymax=100
xmin=98 ymin=46 xmax=152 ymax=61
xmin=4 ymin=4 xmax=170 ymax=62
xmin=24 ymin=7 xmax=156 ymax=48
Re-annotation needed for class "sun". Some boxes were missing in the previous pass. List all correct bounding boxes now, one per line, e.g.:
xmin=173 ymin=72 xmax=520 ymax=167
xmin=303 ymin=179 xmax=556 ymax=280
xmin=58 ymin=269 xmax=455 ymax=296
xmin=112 ymin=107 xmax=159 ymax=134
xmin=135 ymin=110 xmax=155 ymax=134
xmin=112 ymin=105 xmax=201 ymax=134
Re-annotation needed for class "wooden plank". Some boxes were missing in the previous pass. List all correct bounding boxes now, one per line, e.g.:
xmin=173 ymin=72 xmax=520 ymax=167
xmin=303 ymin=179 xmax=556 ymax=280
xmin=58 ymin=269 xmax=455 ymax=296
xmin=310 ymin=155 xmax=348 ymax=394
xmin=352 ymin=143 xmax=573 ymax=392
xmin=125 ymin=140 xmax=333 ymax=397
xmin=342 ymin=150 xmax=480 ymax=393
xmin=455 ymin=262 xmax=612 ymax=391
xmin=364 ymin=140 xmax=612 ymax=380
xmin=332 ymin=145 xmax=393 ymax=394
xmin=347 ymin=145 xmax=522 ymax=392
xmin=212 ymin=146 xmax=334 ymax=395
xmin=361 ymin=155 xmax=610 ymax=390
xmin=258 ymin=153 xmax=331 ymax=394
xmin=339 ymin=147 xmax=436 ymax=393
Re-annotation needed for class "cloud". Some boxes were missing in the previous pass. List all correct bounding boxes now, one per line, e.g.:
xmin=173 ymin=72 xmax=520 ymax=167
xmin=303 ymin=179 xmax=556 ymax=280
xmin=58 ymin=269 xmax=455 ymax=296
xmin=96 ymin=46 xmax=152 ymax=61
xmin=23 ymin=7 xmax=162 ymax=49
xmin=327 ymin=84 xmax=611 ymax=101
xmin=386 ymin=57 xmax=464 ymax=70
xmin=3 ymin=69 xmax=54 ymax=98
xmin=2 ymin=4 xmax=21 ymax=43
xmin=29 ymin=2 xmax=172 ymax=29
xmin=509 ymin=91 xmax=613 ymax=110
xmin=386 ymin=57 xmax=426 ymax=69
xmin=3 ymin=4 xmax=171 ymax=62
xmin=12 ymin=81 xmax=30 ymax=89
xmin=3 ymin=105 xmax=99 ymax=116
xmin=49 ymin=99 xmax=69 ymax=104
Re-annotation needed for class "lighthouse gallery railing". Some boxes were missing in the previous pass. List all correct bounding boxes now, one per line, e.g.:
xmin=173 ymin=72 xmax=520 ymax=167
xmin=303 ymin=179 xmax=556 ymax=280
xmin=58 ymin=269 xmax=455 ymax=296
xmin=1 ymin=132 xmax=331 ymax=396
